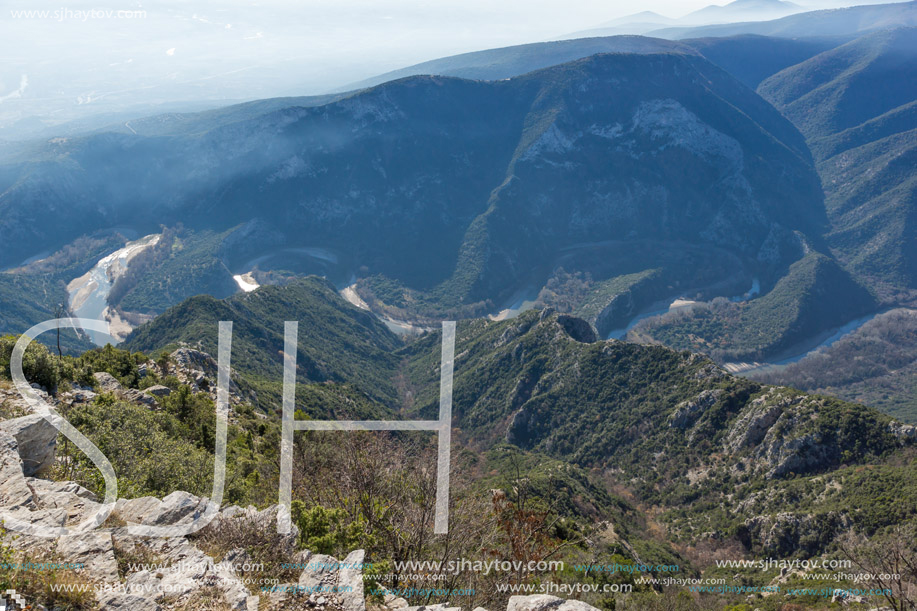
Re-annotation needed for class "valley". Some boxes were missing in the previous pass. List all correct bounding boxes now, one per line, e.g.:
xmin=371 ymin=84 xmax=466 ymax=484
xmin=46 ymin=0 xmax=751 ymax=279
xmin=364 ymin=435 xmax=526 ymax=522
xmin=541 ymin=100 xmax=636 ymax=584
xmin=0 ymin=6 xmax=916 ymax=609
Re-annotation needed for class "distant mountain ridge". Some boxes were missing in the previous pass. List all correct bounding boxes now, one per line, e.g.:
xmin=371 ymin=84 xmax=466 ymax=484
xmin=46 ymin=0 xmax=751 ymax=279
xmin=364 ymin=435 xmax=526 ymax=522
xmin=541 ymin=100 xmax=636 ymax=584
xmin=682 ymin=0 xmax=803 ymax=25
xmin=684 ymin=34 xmax=848 ymax=88
xmin=649 ymin=1 xmax=917 ymax=39
xmin=0 ymin=53 xmax=824 ymax=322
xmin=338 ymin=36 xmax=699 ymax=92
xmin=562 ymin=0 xmax=806 ymax=39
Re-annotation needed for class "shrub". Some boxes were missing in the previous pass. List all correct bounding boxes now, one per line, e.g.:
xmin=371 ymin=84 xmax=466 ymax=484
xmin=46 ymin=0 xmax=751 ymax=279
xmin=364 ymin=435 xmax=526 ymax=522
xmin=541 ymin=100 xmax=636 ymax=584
xmin=0 ymin=334 xmax=59 ymax=390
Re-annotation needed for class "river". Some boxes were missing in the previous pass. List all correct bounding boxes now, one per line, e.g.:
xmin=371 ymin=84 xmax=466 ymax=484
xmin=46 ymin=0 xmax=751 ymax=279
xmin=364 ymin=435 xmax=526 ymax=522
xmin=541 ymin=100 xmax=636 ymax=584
xmin=67 ymin=234 xmax=160 ymax=345
xmin=722 ymin=311 xmax=888 ymax=375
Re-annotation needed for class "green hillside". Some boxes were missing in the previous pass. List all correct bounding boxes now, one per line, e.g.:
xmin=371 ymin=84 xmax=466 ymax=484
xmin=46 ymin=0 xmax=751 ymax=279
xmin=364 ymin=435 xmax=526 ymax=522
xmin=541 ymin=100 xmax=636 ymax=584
xmin=4 ymin=280 xmax=916 ymax=609
xmin=758 ymin=27 xmax=917 ymax=295
xmin=123 ymin=277 xmax=402 ymax=410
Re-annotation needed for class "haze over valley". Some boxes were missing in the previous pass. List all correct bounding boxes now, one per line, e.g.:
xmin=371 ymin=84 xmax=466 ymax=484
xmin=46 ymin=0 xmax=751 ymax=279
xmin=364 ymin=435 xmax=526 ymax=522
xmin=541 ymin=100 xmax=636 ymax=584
xmin=1 ymin=3 xmax=916 ymax=610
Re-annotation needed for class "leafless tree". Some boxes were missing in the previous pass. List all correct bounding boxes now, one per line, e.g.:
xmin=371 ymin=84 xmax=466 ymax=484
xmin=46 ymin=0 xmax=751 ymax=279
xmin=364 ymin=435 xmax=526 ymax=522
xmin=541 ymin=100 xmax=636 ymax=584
xmin=839 ymin=526 xmax=917 ymax=610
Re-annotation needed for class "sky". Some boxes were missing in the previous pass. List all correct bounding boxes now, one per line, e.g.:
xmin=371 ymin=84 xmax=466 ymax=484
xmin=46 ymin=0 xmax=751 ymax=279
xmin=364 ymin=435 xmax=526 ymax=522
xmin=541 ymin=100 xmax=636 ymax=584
xmin=0 ymin=0 xmax=905 ymax=135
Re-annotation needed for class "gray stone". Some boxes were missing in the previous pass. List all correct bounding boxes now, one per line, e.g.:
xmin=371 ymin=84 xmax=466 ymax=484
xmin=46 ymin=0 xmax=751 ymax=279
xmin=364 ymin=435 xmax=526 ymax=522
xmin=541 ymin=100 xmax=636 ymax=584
xmin=144 ymin=385 xmax=172 ymax=398
xmin=27 ymin=477 xmax=102 ymax=524
xmin=113 ymin=496 xmax=162 ymax=525
xmin=299 ymin=553 xmax=337 ymax=589
xmin=385 ymin=595 xmax=410 ymax=610
xmin=143 ymin=491 xmax=208 ymax=526
xmin=98 ymin=593 xmax=161 ymax=610
xmin=507 ymin=595 xmax=600 ymax=611
xmin=68 ymin=389 xmax=98 ymax=404
xmin=340 ymin=549 xmax=366 ymax=611
xmin=57 ymin=531 xmax=120 ymax=584
xmin=0 ymin=414 xmax=58 ymax=476
xmin=0 ymin=429 xmax=35 ymax=509
xmin=123 ymin=389 xmax=159 ymax=409
xmin=93 ymin=372 xmax=123 ymax=393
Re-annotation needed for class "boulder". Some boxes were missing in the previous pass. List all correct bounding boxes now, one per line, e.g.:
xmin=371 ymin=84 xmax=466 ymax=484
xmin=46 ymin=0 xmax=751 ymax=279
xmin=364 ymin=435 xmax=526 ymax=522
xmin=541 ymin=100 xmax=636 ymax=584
xmin=0 ymin=429 xmax=35 ymax=509
xmin=123 ymin=389 xmax=159 ymax=409
xmin=298 ymin=553 xmax=338 ymax=590
xmin=143 ymin=385 xmax=172 ymax=398
xmin=93 ymin=372 xmax=123 ymax=393
xmin=0 ymin=414 xmax=58 ymax=476
xmin=507 ymin=595 xmax=600 ymax=611
xmin=340 ymin=549 xmax=366 ymax=611
xmin=114 ymin=491 xmax=209 ymax=527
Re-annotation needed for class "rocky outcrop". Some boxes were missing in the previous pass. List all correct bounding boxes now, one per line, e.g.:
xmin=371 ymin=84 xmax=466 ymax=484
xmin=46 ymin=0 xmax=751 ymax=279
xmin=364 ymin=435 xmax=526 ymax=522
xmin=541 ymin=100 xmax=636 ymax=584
xmin=93 ymin=372 xmax=123 ymax=394
xmin=57 ymin=531 xmax=120 ymax=585
xmin=554 ymin=315 xmax=597 ymax=344
xmin=739 ymin=512 xmax=852 ymax=557
xmin=764 ymin=433 xmax=840 ymax=479
xmin=0 ymin=414 xmax=57 ymax=476
xmin=0 ymin=429 xmax=35 ymax=509
xmin=0 ymin=425 xmax=605 ymax=611
xmin=889 ymin=421 xmax=917 ymax=444
xmin=93 ymin=372 xmax=159 ymax=409
xmin=140 ymin=348 xmax=248 ymax=406
xmin=669 ymin=389 xmax=723 ymax=429
xmin=144 ymin=385 xmax=172 ymax=398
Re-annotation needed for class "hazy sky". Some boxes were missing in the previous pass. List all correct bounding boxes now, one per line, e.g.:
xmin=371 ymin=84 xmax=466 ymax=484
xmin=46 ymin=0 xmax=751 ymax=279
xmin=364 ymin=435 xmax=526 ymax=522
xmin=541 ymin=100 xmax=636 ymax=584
xmin=0 ymin=0 xmax=904 ymax=132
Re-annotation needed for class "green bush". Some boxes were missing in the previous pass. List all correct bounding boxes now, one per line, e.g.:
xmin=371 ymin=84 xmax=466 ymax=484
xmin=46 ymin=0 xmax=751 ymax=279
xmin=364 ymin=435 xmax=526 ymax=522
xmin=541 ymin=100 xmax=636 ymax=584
xmin=291 ymin=500 xmax=366 ymax=556
xmin=0 ymin=334 xmax=60 ymax=390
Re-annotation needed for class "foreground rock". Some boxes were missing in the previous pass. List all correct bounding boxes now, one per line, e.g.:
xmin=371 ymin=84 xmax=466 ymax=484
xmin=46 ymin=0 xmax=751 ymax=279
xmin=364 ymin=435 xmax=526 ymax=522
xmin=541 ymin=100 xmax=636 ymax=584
xmin=0 ymin=414 xmax=57 ymax=476
xmin=507 ymin=595 xmax=600 ymax=611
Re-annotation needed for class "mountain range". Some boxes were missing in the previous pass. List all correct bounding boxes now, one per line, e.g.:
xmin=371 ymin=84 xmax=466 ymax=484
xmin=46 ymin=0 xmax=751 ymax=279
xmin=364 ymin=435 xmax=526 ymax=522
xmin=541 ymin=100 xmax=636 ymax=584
xmin=1 ymin=7 xmax=915 ymax=446
xmin=647 ymin=0 xmax=917 ymax=39
xmin=563 ymin=0 xmax=805 ymax=38
xmin=0 ymin=52 xmax=825 ymax=323
xmin=117 ymin=278 xmax=917 ymax=564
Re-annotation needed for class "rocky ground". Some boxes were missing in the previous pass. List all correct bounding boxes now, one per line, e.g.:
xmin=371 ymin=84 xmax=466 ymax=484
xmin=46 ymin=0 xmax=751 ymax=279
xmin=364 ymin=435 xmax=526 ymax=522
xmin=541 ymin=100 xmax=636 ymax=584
xmin=0 ymin=373 xmax=597 ymax=611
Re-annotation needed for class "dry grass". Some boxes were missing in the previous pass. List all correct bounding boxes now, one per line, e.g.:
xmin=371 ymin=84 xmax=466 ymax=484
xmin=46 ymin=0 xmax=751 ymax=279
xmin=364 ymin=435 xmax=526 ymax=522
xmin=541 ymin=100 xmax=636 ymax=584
xmin=163 ymin=586 xmax=232 ymax=611
xmin=192 ymin=512 xmax=299 ymax=593
xmin=112 ymin=537 xmax=167 ymax=580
